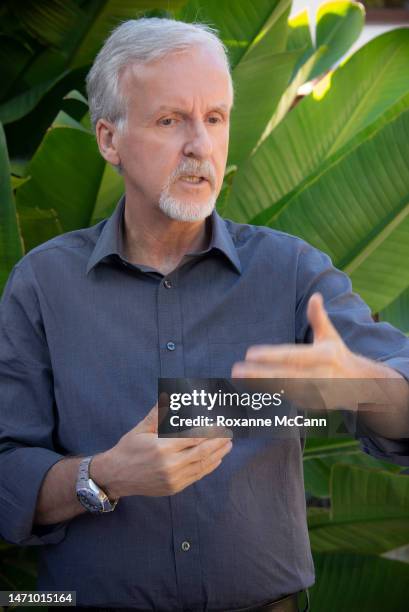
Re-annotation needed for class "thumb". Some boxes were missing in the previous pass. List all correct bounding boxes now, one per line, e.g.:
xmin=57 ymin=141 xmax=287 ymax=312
xmin=134 ymin=402 xmax=159 ymax=434
xmin=307 ymin=292 xmax=338 ymax=343
xmin=134 ymin=393 xmax=170 ymax=434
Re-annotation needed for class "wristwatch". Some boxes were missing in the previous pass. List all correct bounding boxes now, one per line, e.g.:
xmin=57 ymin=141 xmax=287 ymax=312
xmin=76 ymin=456 xmax=118 ymax=513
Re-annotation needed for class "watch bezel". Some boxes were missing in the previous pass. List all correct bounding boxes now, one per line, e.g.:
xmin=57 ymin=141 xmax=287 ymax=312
xmin=76 ymin=456 xmax=118 ymax=513
xmin=76 ymin=487 xmax=103 ymax=513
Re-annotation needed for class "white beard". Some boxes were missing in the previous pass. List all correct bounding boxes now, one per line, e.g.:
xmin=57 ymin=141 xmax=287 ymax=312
xmin=158 ymin=191 xmax=216 ymax=222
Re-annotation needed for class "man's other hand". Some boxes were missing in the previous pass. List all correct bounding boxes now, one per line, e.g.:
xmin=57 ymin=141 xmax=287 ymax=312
xmin=90 ymin=402 xmax=233 ymax=499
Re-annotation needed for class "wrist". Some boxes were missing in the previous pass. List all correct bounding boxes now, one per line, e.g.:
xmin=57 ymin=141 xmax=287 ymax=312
xmin=89 ymin=450 xmax=121 ymax=501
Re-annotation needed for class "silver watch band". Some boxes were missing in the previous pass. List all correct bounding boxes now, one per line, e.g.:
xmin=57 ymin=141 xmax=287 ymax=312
xmin=76 ymin=455 xmax=118 ymax=513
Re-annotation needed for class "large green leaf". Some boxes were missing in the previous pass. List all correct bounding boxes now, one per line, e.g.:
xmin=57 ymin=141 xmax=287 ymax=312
xmin=1 ymin=1 xmax=185 ymax=156
xmin=309 ymin=465 xmax=409 ymax=554
xmin=310 ymin=552 xmax=409 ymax=612
xmin=68 ymin=0 xmax=186 ymax=70
xmin=237 ymin=0 xmax=291 ymax=62
xmin=8 ymin=0 xmax=82 ymax=48
xmin=252 ymin=88 xmax=409 ymax=224
xmin=257 ymin=0 xmax=365 ymax=143
xmin=0 ymin=123 xmax=23 ymax=292
xmin=379 ymin=286 xmax=409 ymax=335
xmin=15 ymin=119 xmax=106 ymax=252
xmin=224 ymin=28 xmax=409 ymax=223
xmin=269 ymin=105 xmax=409 ymax=311
xmin=304 ymin=441 xmax=401 ymax=498
xmin=257 ymin=46 xmax=326 ymax=142
xmin=282 ymin=1 xmax=364 ymax=113
xmin=310 ymin=0 xmax=365 ymax=80
xmin=0 ymin=71 xmax=70 ymax=125
xmin=304 ymin=437 xmax=356 ymax=454
xmin=228 ymin=49 xmax=300 ymax=166
xmin=90 ymin=163 xmax=124 ymax=225
xmin=226 ymin=0 xmax=299 ymax=165
xmin=179 ymin=0 xmax=287 ymax=68
xmin=0 ymin=35 xmax=34 ymax=103
xmin=286 ymin=8 xmax=312 ymax=55
xmin=3 ymin=66 xmax=90 ymax=161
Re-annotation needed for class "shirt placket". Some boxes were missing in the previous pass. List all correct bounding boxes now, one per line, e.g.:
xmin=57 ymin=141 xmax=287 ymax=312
xmin=156 ymin=268 xmax=204 ymax=611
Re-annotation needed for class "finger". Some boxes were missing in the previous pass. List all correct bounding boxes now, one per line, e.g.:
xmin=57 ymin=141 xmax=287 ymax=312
xmin=231 ymin=362 xmax=326 ymax=379
xmin=178 ymin=456 xmax=223 ymax=492
xmin=177 ymin=425 xmax=232 ymax=439
xmin=307 ymin=293 xmax=339 ymax=343
xmin=158 ymin=435 xmax=209 ymax=451
xmin=244 ymin=343 xmax=326 ymax=368
xmin=183 ymin=439 xmax=232 ymax=481
xmin=197 ymin=440 xmax=232 ymax=475
xmin=182 ymin=437 xmax=232 ymax=466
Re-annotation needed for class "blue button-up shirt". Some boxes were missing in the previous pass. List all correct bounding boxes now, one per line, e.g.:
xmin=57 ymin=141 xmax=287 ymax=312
xmin=1 ymin=197 xmax=409 ymax=610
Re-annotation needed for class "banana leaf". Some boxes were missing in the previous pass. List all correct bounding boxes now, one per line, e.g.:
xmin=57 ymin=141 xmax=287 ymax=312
xmin=309 ymin=464 xmax=409 ymax=554
xmin=15 ymin=117 xmax=105 ymax=252
xmin=0 ymin=123 xmax=23 ymax=290
xmin=303 ymin=440 xmax=401 ymax=498
xmin=380 ymin=287 xmax=409 ymax=335
xmin=224 ymin=28 xmax=409 ymax=224
xmin=311 ymin=0 xmax=365 ymax=79
xmin=178 ymin=0 xmax=290 ymax=68
xmin=310 ymin=552 xmax=409 ymax=612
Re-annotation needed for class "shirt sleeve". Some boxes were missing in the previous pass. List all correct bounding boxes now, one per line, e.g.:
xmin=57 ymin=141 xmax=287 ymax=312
xmin=295 ymin=242 xmax=409 ymax=467
xmin=0 ymin=259 xmax=70 ymax=545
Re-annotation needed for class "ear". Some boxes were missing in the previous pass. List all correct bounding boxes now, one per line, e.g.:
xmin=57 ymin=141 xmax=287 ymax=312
xmin=95 ymin=118 xmax=121 ymax=167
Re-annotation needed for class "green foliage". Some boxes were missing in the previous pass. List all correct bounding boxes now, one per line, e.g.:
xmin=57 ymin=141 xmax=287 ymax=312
xmin=311 ymin=552 xmax=409 ymax=612
xmin=309 ymin=464 xmax=409 ymax=554
xmin=307 ymin=464 xmax=409 ymax=611
xmin=380 ymin=290 xmax=409 ymax=335
xmin=0 ymin=123 xmax=23 ymax=289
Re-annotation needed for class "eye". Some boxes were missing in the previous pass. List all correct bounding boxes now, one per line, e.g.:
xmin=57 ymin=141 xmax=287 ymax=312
xmin=158 ymin=117 xmax=178 ymax=126
xmin=207 ymin=114 xmax=224 ymax=125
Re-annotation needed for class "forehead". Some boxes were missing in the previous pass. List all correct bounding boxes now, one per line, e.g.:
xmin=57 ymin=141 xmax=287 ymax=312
xmin=120 ymin=45 xmax=233 ymax=112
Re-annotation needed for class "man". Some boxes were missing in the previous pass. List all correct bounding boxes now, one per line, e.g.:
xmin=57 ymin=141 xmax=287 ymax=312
xmin=1 ymin=17 xmax=408 ymax=612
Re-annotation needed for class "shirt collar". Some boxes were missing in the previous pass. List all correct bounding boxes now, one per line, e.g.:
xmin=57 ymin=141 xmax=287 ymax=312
xmin=86 ymin=196 xmax=242 ymax=275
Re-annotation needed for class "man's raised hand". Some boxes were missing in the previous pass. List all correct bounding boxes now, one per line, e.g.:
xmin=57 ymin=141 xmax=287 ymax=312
xmin=231 ymin=292 xmax=351 ymax=379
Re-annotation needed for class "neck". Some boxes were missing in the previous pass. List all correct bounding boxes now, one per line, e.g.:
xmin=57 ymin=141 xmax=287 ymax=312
xmin=122 ymin=191 xmax=212 ymax=274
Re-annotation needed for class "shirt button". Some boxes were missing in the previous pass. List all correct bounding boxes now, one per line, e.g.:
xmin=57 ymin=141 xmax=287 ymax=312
xmin=181 ymin=541 xmax=190 ymax=552
xmin=166 ymin=341 xmax=176 ymax=351
xmin=163 ymin=279 xmax=172 ymax=289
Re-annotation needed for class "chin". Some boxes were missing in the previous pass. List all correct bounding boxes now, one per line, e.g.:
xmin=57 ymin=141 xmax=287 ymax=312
xmin=158 ymin=195 xmax=216 ymax=223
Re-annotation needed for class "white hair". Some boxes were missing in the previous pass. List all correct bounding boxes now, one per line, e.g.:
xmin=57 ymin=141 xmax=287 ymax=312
xmin=86 ymin=17 xmax=232 ymax=132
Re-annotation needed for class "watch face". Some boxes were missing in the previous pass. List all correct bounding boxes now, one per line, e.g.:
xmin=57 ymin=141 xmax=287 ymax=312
xmin=77 ymin=488 xmax=103 ymax=513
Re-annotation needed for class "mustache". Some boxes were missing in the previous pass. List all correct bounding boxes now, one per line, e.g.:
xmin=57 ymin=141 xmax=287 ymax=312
xmin=168 ymin=159 xmax=216 ymax=188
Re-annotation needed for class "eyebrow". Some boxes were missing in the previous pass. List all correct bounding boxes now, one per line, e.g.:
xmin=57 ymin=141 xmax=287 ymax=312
xmin=149 ymin=104 xmax=230 ymax=117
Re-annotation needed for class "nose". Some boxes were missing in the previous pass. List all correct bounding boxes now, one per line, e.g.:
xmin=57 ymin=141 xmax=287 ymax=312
xmin=183 ymin=120 xmax=213 ymax=160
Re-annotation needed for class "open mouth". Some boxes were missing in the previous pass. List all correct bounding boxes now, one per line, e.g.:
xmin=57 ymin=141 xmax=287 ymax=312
xmin=178 ymin=175 xmax=207 ymax=184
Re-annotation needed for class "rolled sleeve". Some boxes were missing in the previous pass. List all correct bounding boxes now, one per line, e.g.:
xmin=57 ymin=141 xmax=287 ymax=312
xmin=0 ymin=260 xmax=69 ymax=545
xmin=0 ymin=448 xmax=69 ymax=545
xmin=295 ymin=243 xmax=409 ymax=466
